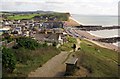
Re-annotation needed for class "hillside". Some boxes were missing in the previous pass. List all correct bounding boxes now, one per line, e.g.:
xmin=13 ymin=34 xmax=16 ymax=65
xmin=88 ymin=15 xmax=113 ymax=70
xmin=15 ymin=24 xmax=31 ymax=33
xmin=74 ymin=39 xmax=118 ymax=77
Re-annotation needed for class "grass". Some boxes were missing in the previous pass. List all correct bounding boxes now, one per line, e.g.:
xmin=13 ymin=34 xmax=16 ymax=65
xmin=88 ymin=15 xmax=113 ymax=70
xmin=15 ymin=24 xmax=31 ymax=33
xmin=75 ymin=39 xmax=118 ymax=77
xmin=3 ymin=46 xmax=61 ymax=77
xmin=7 ymin=13 xmax=69 ymax=21
xmin=60 ymin=43 xmax=73 ymax=51
xmin=60 ymin=36 xmax=77 ymax=51
xmin=7 ymin=14 xmax=39 ymax=20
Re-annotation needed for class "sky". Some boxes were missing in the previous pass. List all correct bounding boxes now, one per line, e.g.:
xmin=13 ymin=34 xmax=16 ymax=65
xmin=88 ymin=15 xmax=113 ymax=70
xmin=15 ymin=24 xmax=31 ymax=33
xmin=0 ymin=0 xmax=120 ymax=15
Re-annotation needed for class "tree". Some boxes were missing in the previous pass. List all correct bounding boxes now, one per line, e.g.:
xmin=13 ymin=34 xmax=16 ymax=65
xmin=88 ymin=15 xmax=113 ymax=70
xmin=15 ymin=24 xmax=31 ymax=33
xmin=16 ymin=37 xmax=39 ymax=50
xmin=2 ymin=48 xmax=16 ymax=73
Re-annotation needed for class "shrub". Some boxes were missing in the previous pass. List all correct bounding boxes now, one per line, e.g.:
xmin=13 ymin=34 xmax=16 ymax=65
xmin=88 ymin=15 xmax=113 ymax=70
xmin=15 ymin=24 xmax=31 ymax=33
xmin=2 ymin=33 xmax=14 ymax=43
xmin=16 ymin=37 xmax=39 ymax=50
xmin=2 ymin=48 xmax=16 ymax=73
xmin=14 ymin=48 xmax=32 ymax=64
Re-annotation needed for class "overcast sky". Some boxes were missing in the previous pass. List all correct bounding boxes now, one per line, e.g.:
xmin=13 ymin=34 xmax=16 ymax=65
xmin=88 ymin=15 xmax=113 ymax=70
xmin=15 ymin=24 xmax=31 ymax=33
xmin=0 ymin=0 xmax=119 ymax=15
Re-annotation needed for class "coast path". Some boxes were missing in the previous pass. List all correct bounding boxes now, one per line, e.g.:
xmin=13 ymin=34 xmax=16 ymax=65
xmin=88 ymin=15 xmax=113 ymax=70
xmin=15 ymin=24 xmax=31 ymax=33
xmin=28 ymin=51 xmax=69 ymax=77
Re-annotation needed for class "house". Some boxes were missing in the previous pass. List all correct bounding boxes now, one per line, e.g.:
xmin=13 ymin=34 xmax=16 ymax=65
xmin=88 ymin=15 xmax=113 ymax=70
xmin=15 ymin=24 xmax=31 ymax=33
xmin=14 ymin=27 xmax=22 ymax=34
xmin=20 ymin=19 xmax=30 ymax=23
xmin=25 ymin=31 xmax=30 ymax=37
xmin=44 ymin=33 xmax=63 ymax=44
xmin=0 ymin=27 xmax=11 ymax=35
xmin=34 ymin=33 xmax=64 ymax=44
xmin=42 ymin=21 xmax=64 ymax=29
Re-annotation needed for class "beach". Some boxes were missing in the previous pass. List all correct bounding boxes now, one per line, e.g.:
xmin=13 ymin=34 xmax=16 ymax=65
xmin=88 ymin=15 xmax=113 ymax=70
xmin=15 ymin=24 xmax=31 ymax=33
xmin=64 ymin=17 xmax=81 ymax=27
xmin=66 ymin=17 xmax=119 ymax=51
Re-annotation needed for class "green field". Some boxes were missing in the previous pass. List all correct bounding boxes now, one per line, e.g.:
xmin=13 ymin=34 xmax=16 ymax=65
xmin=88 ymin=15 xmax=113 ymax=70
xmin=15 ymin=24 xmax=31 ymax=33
xmin=7 ymin=13 xmax=69 ymax=21
xmin=7 ymin=14 xmax=39 ymax=20
xmin=75 ymin=39 xmax=118 ymax=77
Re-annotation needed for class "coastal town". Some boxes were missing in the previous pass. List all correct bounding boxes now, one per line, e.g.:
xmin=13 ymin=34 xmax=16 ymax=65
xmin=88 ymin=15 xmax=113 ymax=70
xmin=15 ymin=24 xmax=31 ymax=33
xmin=0 ymin=11 xmax=119 ymax=78
xmin=0 ymin=12 xmax=70 ymax=48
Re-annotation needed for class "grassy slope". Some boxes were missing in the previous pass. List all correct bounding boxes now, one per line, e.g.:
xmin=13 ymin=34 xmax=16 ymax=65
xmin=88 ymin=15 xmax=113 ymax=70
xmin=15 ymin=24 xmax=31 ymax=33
xmin=3 ymin=46 xmax=60 ymax=77
xmin=60 ymin=36 xmax=77 ymax=51
xmin=75 ymin=39 xmax=118 ymax=77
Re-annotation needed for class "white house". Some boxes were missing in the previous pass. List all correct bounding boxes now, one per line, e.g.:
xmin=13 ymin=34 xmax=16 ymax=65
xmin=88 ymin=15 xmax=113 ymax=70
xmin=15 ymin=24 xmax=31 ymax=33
xmin=15 ymin=27 xmax=22 ymax=34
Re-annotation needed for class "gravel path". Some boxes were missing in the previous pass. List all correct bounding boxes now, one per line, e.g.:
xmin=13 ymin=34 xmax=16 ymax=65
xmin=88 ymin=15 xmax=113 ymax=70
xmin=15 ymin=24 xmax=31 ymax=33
xmin=28 ymin=51 xmax=69 ymax=77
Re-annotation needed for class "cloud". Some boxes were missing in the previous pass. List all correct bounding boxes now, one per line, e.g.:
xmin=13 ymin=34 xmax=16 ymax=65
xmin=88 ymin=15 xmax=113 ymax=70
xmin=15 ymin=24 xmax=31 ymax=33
xmin=0 ymin=0 xmax=119 ymax=15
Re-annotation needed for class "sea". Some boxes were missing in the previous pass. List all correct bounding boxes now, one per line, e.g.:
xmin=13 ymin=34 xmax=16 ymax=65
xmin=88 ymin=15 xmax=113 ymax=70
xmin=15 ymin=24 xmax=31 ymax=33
xmin=72 ymin=14 xmax=119 ymax=47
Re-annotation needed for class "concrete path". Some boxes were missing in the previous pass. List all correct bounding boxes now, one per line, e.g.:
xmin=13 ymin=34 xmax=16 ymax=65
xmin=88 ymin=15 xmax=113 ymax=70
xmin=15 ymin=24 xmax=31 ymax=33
xmin=28 ymin=51 xmax=69 ymax=77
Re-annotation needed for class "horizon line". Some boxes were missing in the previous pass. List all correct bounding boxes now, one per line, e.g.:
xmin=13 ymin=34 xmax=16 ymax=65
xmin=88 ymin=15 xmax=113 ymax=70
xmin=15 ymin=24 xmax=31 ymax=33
xmin=0 ymin=10 xmax=118 ymax=16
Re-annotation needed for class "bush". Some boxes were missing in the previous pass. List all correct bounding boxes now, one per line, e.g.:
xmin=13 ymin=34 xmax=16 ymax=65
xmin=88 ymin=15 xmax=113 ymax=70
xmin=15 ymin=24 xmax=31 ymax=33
xmin=14 ymin=48 xmax=32 ymax=64
xmin=2 ymin=48 xmax=16 ymax=73
xmin=16 ymin=37 xmax=39 ymax=50
xmin=2 ymin=33 xmax=14 ymax=43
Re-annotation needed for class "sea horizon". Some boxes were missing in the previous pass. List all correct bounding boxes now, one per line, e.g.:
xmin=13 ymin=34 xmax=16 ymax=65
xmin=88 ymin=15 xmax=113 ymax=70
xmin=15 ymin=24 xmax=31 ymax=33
xmin=72 ymin=14 xmax=118 ymax=26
